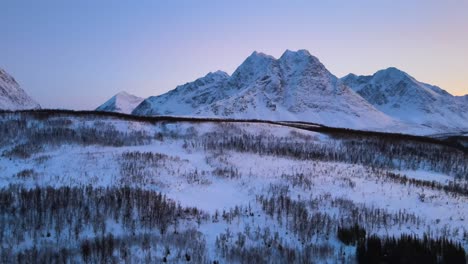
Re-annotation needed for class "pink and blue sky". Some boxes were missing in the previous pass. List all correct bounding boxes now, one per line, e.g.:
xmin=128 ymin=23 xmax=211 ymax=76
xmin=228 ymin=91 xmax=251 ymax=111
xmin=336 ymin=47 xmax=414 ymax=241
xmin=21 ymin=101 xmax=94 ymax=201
xmin=1 ymin=0 xmax=467 ymax=109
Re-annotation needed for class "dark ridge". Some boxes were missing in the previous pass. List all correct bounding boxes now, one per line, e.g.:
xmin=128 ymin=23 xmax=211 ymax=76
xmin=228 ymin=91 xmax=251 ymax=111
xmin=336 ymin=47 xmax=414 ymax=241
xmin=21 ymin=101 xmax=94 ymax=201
xmin=0 ymin=109 xmax=466 ymax=153
xmin=0 ymin=109 xmax=321 ymax=128
xmin=306 ymin=126 xmax=467 ymax=154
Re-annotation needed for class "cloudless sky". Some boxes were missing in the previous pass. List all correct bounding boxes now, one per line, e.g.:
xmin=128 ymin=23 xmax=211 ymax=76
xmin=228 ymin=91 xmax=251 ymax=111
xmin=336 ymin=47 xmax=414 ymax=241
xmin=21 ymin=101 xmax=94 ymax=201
xmin=1 ymin=0 xmax=467 ymax=109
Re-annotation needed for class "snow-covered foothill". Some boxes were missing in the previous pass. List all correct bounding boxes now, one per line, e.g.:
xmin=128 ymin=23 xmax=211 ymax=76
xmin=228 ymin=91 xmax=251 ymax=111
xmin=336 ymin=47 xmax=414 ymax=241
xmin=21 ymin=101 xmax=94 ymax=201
xmin=96 ymin=91 xmax=144 ymax=114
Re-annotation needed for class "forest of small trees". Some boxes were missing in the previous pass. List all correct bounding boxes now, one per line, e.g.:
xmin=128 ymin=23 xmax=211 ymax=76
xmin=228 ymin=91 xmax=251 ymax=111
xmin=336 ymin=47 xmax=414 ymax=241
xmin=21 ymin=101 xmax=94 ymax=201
xmin=0 ymin=111 xmax=467 ymax=262
xmin=0 ymin=115 xmax=153 ymax=159
xmin=190 ymin=131 xmax=467 ymax=179
xmin=1 ymin=111 xmax=466 ymax=179
xmin=257 ymin=185 xmax=424 ymax=241
xmin=0 ymin=186 xmax=209 ymax=263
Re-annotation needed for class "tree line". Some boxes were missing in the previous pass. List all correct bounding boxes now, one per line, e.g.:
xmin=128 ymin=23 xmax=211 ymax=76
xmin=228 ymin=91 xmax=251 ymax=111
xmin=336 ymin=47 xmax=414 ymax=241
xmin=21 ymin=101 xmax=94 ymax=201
xmin=191 ymin=131 xmax=467 ymax=179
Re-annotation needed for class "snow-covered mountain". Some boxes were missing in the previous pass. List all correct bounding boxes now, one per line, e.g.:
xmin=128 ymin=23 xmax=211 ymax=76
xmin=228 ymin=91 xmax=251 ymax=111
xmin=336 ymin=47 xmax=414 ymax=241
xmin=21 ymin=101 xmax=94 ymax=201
xmin=341 ymin=67 xmax=468 ymax=132
xmin=125 ymin=49 xmax=467 ymax=134
xmin=133 ymin=50 xmax=400 ymax=131
xmin=0 ymin=68 xmax=40 ymax=110
xmin=96 ymin=91 xmax=144 ymax=114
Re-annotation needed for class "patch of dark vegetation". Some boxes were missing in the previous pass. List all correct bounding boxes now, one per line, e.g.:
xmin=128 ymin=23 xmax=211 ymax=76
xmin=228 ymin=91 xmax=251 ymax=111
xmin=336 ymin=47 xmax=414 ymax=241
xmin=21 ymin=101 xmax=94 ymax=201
xmin=356 ymin=234 xmax=466 ymax=264
xmin=14 ymin=169 xmax=36 ymax=179
xmin=443 ymin=135 xmax=468 ymax=149
xmin=385 ymin=172 xmax=468 ymax=196
xmin=337 ymin=224 xmax=366 ymax=245
xmin=3 ymin=143 xmax=43 ymax=158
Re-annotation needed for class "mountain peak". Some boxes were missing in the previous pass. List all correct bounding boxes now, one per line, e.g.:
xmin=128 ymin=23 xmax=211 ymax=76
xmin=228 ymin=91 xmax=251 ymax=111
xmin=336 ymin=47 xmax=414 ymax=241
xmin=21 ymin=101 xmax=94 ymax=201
xmin=115 ymin=91 xmax=132 ymax=97
xmin=279 ymin=49 xmax=323 ymax=68
xmin=229 ymin=51 xmax=278 ymax=88
xmin=242 ymin=51 xmax=276 ymax=65
xmin=341 ymin=73 xmax=358 ymax=80
xmin=281 ymin=49 xmax=312 ymax=58
xmin=249 ymin=51 xmax=275 ymax=60
xmin=374 ymin=67 xmax=410 ymax=80
xmin=96 ymin=91 xmax=143 ymax=114
xmin=204 ymin=70 xmax=230 ymax=79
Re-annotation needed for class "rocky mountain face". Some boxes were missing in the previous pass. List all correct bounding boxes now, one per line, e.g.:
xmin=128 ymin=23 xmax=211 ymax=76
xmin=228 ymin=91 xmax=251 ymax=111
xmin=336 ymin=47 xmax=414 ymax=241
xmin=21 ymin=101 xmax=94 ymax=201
xmin=341 ymin=68 xmax=468 ymax=131
xmin=96 ymin=91 xmax=144 ymax=114
xmin=0 ymin=68 xmax=40 ymax=110
xmin=132 ymin=50 xmax=399 ymax=131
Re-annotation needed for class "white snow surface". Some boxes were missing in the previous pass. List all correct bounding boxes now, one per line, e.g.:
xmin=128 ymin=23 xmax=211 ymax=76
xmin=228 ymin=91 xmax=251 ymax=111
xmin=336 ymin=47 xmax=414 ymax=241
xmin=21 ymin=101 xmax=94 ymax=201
xmin=0 ymin=68 xmax=40 ymax=110
xmin=1 ymin=113 xmax=467 ymax=261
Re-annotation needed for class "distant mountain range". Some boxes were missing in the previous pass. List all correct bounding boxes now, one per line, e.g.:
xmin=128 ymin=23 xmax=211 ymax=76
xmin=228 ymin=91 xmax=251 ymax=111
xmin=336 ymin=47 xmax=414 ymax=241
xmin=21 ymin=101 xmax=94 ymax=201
xmin=0 ymin=68 xmax=40 ymax=110
xmin=96 ymin=49 xmax=466 ymax=134
xmin=130 ymin=50 xmax=400 ymax=131
xmin=0 ymin=49 xmax=459 ymax=135
xmin=2 ymin=51 xmax=466 ymax=134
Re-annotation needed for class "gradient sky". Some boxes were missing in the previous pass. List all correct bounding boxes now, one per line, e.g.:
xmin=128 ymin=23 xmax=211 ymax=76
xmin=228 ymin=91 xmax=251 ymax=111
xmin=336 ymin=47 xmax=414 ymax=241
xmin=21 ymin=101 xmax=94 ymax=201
xmin=1 ymin=0 xmax=467 ymax=109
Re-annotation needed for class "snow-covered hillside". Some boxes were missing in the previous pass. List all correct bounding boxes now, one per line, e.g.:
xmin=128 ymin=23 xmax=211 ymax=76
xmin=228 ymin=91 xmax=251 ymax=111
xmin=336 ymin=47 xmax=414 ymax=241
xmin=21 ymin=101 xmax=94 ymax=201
xmin=96 ymin=91 xmax=144 ymax=114
xmin=0 ymin=68 xmax=40 ymax=110
xmin=132 ymin=70 xmax=230 ymax=116
xmin=0 ymin=111 xmax=466 ymax=263
xmin=342 ymin=68 xmax=468 ymax=132
xmin=133 ymin=50 xmax=404 ymax=132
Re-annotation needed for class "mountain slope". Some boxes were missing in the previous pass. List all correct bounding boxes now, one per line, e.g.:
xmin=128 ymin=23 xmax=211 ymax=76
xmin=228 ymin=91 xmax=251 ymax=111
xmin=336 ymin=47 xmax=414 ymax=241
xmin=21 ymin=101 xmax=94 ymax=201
xmin=133 ymin=50 xmax=400 ymax=131
xmin=341 ymin=68 xmax=468 ymax=131
xmin=132 ymin=71 xmax=230 ymax=116
xmin=96 ymin=91 xmax=144 ymax=114
xmin=0 ymin=68 xmax=40 ymax=110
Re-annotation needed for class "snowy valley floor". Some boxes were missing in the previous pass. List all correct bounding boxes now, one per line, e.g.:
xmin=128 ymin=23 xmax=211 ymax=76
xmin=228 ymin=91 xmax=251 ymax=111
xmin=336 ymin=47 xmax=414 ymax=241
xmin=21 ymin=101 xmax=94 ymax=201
xmin=0 ymin=111 xmax=467 ymax=263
